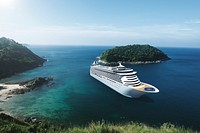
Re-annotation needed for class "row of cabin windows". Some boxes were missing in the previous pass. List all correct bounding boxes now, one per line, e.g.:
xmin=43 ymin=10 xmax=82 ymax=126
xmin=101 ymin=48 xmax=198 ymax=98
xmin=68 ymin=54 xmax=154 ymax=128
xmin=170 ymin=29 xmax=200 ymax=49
xmin=93 ymin=68 xmax=122 ymax=83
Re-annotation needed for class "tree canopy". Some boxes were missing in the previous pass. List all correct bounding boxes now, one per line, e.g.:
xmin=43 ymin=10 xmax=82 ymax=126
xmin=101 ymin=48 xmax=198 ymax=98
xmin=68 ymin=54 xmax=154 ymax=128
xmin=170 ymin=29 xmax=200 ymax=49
xmin=100 ymin=45 xmax=170 ymax=62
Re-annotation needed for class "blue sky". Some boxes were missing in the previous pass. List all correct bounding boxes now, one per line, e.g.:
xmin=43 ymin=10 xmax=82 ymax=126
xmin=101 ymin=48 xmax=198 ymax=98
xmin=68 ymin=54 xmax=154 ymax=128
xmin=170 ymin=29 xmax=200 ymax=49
xmin=0 ymin=0 xmax=200 ymax=47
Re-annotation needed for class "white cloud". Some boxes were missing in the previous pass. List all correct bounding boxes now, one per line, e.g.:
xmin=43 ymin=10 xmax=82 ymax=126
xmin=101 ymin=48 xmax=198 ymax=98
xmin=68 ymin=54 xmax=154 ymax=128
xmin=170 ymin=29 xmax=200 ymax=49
xmin=0 ymin=21 xmax=200 ymax=47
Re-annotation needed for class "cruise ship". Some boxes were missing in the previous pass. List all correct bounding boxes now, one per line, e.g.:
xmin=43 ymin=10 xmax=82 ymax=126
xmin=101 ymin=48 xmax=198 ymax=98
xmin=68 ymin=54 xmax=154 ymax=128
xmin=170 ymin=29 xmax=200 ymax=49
xmin=90 ymin=61 xmax=159 ymax=98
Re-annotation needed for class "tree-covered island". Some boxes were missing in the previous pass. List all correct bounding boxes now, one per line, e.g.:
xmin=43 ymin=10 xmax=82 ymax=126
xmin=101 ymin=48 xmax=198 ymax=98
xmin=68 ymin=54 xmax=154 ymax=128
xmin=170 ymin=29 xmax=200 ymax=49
xmin=100 ymin=45 xmax=170 ymax=64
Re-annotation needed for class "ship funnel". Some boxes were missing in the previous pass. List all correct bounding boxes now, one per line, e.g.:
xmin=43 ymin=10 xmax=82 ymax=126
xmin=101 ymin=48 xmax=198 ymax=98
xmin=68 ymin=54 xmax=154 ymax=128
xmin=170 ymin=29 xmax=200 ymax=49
xmin=118 ymin=62 xmax=125 ymax=68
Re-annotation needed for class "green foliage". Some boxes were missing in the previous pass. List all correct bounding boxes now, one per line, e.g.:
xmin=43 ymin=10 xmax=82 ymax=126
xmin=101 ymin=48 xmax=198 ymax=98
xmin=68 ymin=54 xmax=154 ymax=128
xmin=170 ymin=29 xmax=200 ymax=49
xmin=0 ymin=117 xmax=197 ymax=133
xmin=0 ymin=37 xmax=46 ymax=79
xmin=67 ymin=121 xmax=196 ymax=133
xmin=100 ymin=45 xmax=169 ymax=62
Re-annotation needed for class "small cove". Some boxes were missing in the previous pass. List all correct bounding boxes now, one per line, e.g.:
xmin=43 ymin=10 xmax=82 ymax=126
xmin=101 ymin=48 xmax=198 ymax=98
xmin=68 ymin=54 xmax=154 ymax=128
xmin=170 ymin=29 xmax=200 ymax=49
xmin=0 ymin=46 xmax=200 ymax=130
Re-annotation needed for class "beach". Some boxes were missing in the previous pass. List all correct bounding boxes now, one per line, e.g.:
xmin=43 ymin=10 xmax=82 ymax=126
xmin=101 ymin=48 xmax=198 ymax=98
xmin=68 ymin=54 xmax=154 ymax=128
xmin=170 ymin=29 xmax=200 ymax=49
xmin=0 ymin=77 xmax=52 ymax=102
xmin=0 ymin=83 xmax=26 ymax=102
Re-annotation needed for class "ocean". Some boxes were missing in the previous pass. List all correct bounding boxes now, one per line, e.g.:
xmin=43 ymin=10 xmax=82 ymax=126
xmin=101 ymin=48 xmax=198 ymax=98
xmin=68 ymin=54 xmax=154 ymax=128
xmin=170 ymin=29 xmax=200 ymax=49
xmin=0 ymin=46 xmax=200 ymax=130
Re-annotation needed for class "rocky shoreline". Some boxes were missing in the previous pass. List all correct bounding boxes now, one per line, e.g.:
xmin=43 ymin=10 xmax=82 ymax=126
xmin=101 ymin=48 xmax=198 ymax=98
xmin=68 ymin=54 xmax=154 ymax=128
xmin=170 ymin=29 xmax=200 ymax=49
xmin=0 ymin=112 xmax=42 ymax=127
xmin=0 ymin=113 xmax=28 ymax=125
xmin=0 ymin=77 xmax=54 ymax=102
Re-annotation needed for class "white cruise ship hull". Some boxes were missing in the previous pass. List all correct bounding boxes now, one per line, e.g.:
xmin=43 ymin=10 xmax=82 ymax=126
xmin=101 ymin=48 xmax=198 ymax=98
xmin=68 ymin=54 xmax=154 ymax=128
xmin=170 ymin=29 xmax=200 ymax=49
xmin=90 ymin=71 xmax=146 ymax=98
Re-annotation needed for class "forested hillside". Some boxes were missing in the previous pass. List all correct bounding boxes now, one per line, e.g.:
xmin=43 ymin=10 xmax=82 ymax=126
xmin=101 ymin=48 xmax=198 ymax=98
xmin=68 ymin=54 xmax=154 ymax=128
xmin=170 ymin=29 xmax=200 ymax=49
xmin=100 ymin=45 xmax=170 ymax=62
xmin=0 ymin=37 xmax=46 ymax=79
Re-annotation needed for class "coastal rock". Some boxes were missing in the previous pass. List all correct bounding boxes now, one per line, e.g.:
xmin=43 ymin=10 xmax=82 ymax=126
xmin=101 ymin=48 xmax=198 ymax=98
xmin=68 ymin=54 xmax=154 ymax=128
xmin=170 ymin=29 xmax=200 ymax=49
xmin=8 ymin=88 xmax=26 ymax=95
xmin=0 ymin=113 xmax=28 ymax=126
xmin=0 ymin=77 xmax=54 ymax=102
xmin=7 ymin=77 xmax=54 ymax=95
xmin=0 ymin=86 xmax=6 ymax=91
xmin=0 ymin=37 xmax=46 ymax=79
xmin=24 ymin=117 xmax=41 ymax=124
xmin=19 ymin=77 xmax=53 ymax=90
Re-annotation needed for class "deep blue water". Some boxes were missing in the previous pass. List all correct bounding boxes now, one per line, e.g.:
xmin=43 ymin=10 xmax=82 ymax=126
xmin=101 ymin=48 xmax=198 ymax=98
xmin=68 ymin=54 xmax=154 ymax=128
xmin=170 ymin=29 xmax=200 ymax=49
xmin=0 ymin=46 xmax=200 ymax=130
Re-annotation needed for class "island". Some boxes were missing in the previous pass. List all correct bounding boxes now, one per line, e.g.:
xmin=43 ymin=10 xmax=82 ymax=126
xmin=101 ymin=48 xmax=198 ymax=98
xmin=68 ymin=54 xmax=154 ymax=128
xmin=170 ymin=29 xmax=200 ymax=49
xmin=0 ymin=37 xmax=46 ymax=79
xmin=100 ymin=45 xmax=170 ymax=64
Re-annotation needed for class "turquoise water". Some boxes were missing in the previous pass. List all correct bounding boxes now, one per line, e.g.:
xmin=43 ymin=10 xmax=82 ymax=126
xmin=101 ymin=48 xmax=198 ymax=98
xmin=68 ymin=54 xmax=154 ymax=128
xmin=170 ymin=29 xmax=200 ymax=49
xmin=0 ymin=46 xmax=200 ymax=130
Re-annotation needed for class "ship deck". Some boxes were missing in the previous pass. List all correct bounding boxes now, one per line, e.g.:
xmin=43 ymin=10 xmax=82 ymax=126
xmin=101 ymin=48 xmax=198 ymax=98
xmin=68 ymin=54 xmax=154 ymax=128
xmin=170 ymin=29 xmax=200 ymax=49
xmin=94 ymin=65 xmax=113 ymax=70
xmin=133 ymin=84 xmax=152 ymax=92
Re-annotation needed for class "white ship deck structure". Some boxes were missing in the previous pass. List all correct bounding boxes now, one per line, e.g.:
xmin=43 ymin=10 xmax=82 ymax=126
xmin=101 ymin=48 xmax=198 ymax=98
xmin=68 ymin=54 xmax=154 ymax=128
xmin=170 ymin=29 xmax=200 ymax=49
xmin=90 ymin=61 xmax=159 ymax=98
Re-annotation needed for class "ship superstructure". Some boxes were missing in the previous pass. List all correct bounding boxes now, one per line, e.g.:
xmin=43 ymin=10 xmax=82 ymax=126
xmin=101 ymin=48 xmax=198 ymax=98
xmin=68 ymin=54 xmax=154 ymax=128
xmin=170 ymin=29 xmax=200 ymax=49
xmin=90 ymin=62 xmax=159 ymax=98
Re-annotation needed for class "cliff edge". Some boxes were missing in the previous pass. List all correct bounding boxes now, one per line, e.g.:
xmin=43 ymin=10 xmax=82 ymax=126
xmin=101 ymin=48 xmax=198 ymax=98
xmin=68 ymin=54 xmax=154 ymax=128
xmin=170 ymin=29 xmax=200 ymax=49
xmin=0 ymin=37 xmax=46 ymax=79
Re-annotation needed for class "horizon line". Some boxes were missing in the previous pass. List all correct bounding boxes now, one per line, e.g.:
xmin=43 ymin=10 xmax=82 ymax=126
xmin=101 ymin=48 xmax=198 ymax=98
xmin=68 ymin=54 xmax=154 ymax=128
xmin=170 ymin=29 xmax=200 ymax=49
xmin=27 ymin=44 xmax=200 ymax=49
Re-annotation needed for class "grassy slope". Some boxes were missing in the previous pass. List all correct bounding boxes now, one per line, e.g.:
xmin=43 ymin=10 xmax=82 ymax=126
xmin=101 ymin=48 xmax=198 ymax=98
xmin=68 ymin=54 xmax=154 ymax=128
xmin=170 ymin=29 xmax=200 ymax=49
xmin=0 ymin=118 xmax=197 ymax=133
